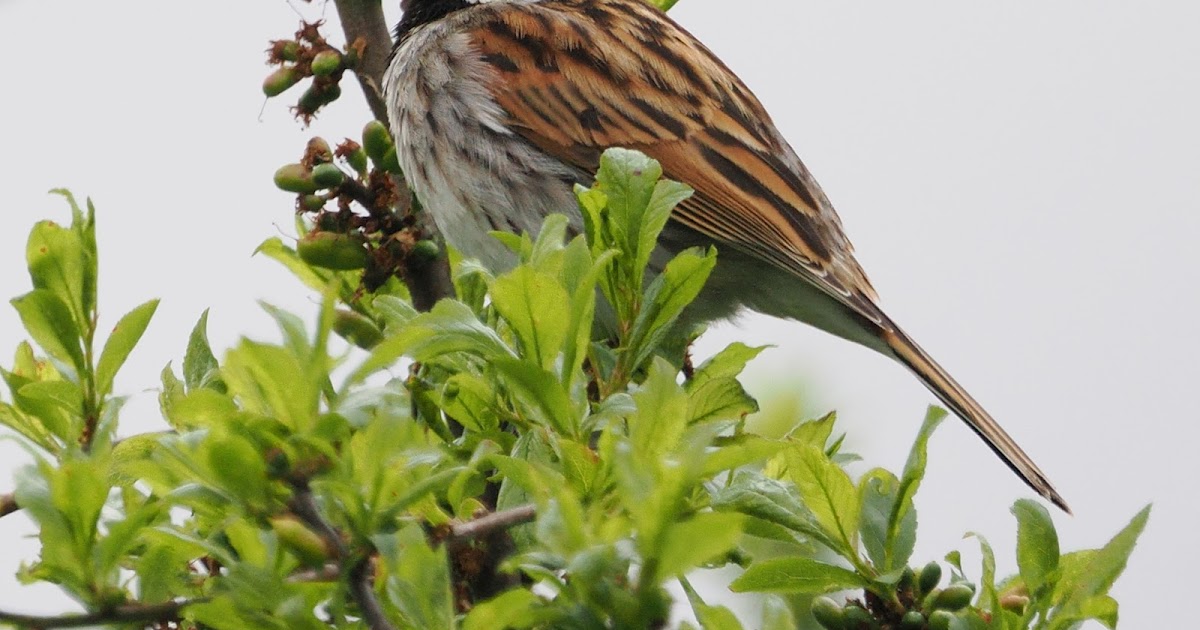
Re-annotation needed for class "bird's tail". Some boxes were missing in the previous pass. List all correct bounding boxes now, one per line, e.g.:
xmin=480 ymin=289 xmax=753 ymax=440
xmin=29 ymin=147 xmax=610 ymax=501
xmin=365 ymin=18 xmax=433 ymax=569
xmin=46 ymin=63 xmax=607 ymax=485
xmin=880 ymin=325 xmax=1070 ymax=513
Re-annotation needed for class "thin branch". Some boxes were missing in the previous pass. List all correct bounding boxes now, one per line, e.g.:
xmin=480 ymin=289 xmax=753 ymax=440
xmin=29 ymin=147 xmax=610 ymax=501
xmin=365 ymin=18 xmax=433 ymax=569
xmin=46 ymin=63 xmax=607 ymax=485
xmin=329 ymin=0 xmax=455 ymax=312
xmin=0 ymin=598 xmax=203 ymax=629
xmin=447 ymin=504 xmax=537 ymax=546
xmin=0 ymin=493 xmax=16 ymax=519
xmin=289 ymin=484 xmax=397 ymax=630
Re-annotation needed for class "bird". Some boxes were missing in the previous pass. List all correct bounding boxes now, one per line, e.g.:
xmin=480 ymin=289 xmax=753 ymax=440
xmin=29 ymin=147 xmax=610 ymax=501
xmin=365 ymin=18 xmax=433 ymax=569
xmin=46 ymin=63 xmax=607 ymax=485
xmin=382 ymin=0 xmax=1069 ymax=512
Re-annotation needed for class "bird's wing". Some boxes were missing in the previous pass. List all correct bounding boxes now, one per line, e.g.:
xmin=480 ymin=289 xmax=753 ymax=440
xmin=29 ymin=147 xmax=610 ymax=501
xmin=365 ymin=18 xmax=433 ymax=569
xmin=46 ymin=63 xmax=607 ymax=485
xmin=458 ymin=1 xmax=1069 ymax=512
xmin=463 ymin=0 xmax=886 ymax=325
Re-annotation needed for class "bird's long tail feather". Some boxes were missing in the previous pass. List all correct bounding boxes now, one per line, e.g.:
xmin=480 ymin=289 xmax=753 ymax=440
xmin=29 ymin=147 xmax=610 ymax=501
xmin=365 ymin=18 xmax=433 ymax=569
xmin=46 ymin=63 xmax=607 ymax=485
xmin=881 ymin=326 xmax=1070 ymax=513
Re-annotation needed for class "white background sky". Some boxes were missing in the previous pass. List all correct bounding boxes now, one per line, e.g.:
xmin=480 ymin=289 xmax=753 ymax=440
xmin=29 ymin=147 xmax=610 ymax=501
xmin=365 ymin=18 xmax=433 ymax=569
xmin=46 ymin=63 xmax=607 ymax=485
xmin=1 ymin=1 xmax=1197 ymax=627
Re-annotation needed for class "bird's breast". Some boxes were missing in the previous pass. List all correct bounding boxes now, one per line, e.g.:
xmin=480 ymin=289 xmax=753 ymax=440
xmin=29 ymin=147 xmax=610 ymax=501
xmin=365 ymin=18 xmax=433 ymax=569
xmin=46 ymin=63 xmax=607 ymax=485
xmin=384 ymin=19 xmax=588 ymax=272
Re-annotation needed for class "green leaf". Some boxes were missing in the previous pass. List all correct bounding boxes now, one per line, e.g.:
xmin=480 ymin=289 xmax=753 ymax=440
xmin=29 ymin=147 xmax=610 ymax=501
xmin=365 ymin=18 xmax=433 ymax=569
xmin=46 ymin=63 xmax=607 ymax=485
xmin=255 ymin=237 xmax=334 ymax=293
xmin=629 ymin=358 xmax=689 ymax=459
xmin=889 ymin=406 xmax=946 ymax=559
xmin=95 ymin=299 xmax=159 ymax=397
xmin=1047 ymin=505 xmax=1150 ymax=630
xmin=859 ymin=468 xmax=915 ymax=572
xmin=966 ymin=532 xmax=999 ymax=613
xmin=375 ymin=524 xmax=454 ymax=630
xmin=0 ymin=401 xmax=58 ymax=452
xmin=492 ymin=358 xmax=579 ymax=437
xmin=760 ymin=596 xmax=797 ymax=630
xmin=11 ymin=289 xmax=86 ymax=373
xmin=628 ymin=247 xmax=716 ymax=369
xmin=1011 ymin=498 xmax=1060 ymax=593
xmin=654 ymin=513 xmax=744 ymax=580
xmin=223 ymin=340 xmax=317 ymax=432
xmin=730 ymin=556 xmax=870 ymax=594
xmin=703 ymin=435 xmax=787 ymax=476
xmin=26 ymin=219 xmax=88 ymax=324
xmin=184 ymin=309 xmax=221 ymax=391
xmin=788 ymin=412 xmax=837 ymax=449
xmin=462 ymin=589 xmax=542 ymax=630
xmin=636 ymin=176 xmax=693 ymax=277
xmin=786 ymin=444 xmax=860 ymax=555
xmin=711 ymin=471 xmax=839 ymax=551
xmin=681 ymin=578 xmax=745 ymax=630
xmin=687 ymin=343 xmax=767 ymax=390
xmin=17 ymin=380 xmax=83 ymax=418
xmin=492 ymin=266 xmax=571 ymax=370
xmin=205 ymin=431 xmax=269 ymax=504
xmin=351 ymin=300 xmax=515 ymax=383
xmin=687 ymin=376 xmax=758 ymax=425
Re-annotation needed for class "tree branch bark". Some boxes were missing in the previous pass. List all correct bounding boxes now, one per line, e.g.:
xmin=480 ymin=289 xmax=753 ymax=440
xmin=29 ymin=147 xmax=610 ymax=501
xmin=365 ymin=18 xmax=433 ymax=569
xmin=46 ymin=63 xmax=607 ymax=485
xmin=0 ymin=493 xmax=16 ymax=519
xmin=330 ymin=0 xmax=455 ymax=312
xmin=0 ymin=598 xmax=203 ymax=629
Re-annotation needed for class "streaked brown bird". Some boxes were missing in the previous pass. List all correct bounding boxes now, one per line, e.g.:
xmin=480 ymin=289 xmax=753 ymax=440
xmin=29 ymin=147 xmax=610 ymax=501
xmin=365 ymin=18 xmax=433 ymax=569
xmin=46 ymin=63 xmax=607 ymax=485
xmin=383 ymin=0 xmax=1068 ymax=511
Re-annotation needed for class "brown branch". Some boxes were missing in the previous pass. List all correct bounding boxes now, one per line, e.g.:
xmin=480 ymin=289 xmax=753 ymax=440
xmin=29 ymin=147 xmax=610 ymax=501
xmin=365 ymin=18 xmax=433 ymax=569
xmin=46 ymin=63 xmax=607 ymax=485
xmin=0 ymin=493 xmax=16 ymax=519
xmin=447 ymin=504 xmax=537 ymax=546
xmin=330 ymin=0 xmax=455 ymax=312
xmin=0 ymin=598 xmax=203 ymax=629
xmin=289 ymin=484 xmax=397 ymax=630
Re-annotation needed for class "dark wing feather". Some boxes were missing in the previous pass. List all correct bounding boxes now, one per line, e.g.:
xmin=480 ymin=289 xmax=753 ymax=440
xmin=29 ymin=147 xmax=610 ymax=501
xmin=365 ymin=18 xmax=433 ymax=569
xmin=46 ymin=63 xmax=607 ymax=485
xmin=464 ymin=0 xmax=885 ymax=324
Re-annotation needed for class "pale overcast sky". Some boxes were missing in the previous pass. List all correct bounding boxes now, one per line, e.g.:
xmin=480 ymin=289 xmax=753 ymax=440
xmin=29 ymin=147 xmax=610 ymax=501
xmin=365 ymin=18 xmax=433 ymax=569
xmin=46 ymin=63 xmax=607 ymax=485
xmin=1 ymin=1 xmax=1197 ymax=627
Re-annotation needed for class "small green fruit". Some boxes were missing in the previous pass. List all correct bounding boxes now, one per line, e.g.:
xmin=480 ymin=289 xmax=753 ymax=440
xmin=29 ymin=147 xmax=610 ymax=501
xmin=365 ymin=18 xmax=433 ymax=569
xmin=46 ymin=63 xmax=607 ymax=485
xmin=311 ymin=50 xmax=342 ymax=76
xmin=333 ymin=309 xmax=383 ymax=349
xmin=274 ymin=163 xmax=319 ymax=194
xmin=410 ymin=239 xmax=440 ymax=262
xmin=810 ymin=596 xmax=844 ymax=630
xmin=381 ymin=146 xmax=401 ymax=174
xmin=899 ymin=611 xmax=925 ymax=630
xmin=918 ymin=561 xmax=943 ymax=594
xmin=311 ymin=163 xmax=345 ymax=189
xmin=932 ymin=584 xmax=974 ymax=611
xmin=297 ymin=231 xmax=368 ymax=270
xmin=346 ymin=147 xmax=368 ymax=175
xmin=300 ymin=195 xmax=325 ymax=212
xmin=841 ymin=605 xmax=878 ymax=630
xmin=263 ymin=67 xmax=301 ymax=97
xmin=927 ymin=610 xmax=954 ymax=630
xmin=270 ymin=516 xmax=331 ymax=567
xmin=274 ymin=40 xmax=301 ymax=62
xmin=362 ymin=120 xmax=393 ymax=165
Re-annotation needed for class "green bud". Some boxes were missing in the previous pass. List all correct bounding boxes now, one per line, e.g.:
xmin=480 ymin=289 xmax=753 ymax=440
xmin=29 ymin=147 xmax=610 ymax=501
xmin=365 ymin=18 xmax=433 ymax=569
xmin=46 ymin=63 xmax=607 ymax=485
xmin=932 ymin=584 xmax=974 ymax=612
xmin=333 ymin=309 xmax=383 ymax=349
xmin=263 ymin=67 xmax=302 ymax=97
xmin=274 ymin=163 xmax=319 ymax=194
xmin=277 ymin=40 xmax=301 ymax=62
xmin=918 ymin=561 xmax=943 ymax=594
xmin=270 ymin=516 xmax=331 ymax=567
xmin=810 ymin=596 xmax=844 ymax=630
xmin=362 ymin=120 xmax=393 ymax=165
xmin=999 ymin=594 xmax=1029 ymax=614
xmin=381 ymin=145 xmax=401 ymax=174
xmin=311 ymin=50 xmax=342 ymax=76
xmin=897 ymin=566 xmax=916 ymax=592
xmin=347 ymin=147 xmax=368 ymax=176
xmin=899 ymin=611 xmax=925 ymax=630
xmin=297 ymin=231 xmax=368 ymax=271
xmin=841 ymin=605 xmax=878 ymax=630
xmin=927 ymin=610 xmax=954 ymax=630
xmin=300 ymin=195 xmax=325 ymax=212
xmin=311 ymin=163 xmax=345 ymax=189
xmin=410 ymin=239 xmax=440 ymax=262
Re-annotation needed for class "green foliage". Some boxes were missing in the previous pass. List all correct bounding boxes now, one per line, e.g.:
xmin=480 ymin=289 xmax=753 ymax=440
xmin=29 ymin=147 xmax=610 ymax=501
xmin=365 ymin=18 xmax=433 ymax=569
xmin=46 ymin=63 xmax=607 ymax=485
xmin=0 ymin=154 xmax=1148 ymax=630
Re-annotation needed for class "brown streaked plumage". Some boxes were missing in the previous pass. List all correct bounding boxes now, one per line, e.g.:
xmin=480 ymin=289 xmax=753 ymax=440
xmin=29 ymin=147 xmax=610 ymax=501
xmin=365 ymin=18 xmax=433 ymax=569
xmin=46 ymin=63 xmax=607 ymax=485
xmin=384 ymin=0 xmax=1069 ymax=512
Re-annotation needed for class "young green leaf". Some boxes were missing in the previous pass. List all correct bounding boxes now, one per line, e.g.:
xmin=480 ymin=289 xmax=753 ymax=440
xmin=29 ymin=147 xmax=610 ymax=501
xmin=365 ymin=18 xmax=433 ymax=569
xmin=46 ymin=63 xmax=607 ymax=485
xmin=889 ymin=406 xmax=947 ymax=559
xmin=26 ymin=219 xmax=88 ymax=325
xmin=730 ymin=556 xmax=870 ymax=594
xmin=1011 ymin=498 xmax=1060 ymax=594
xmin=786 ymin=444 xmax=861 ymax=556
xmin=1047 ymin=505 xmax=1150 ymax=630
xmin=11 ymin=289 xmax=86 ymax=373
xmin=859 ymin=468 xmax=915 ymax=572
xmin=491 ymin=266 xmax=571 ymax=370
xmin=627 ymin=246 xmax=716 ymax=370
xmin=183 ymin=309 xmax=221 ymax=391
xmin=95 ymin=299 xmax=159 ymax=397
xmin=653 ymin=512 xmax=744 ymax=581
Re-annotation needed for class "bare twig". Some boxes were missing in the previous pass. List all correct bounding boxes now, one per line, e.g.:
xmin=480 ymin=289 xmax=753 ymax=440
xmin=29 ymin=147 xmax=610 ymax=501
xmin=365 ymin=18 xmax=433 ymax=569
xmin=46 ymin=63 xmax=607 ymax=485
xmin=0 ymin=493 xmax=16 ymax=519
xmin=289 ymin=484 xmax=397 ymax=630
xmin=0 ymin=598 xmax=203 ymax=629
xmin=447 ymin=504 xmax=537 ymax=546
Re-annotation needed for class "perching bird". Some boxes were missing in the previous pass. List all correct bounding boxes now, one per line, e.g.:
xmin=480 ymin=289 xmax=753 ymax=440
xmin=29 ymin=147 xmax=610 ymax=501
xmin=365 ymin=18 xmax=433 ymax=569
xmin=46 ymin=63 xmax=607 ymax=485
xmin=383 ymin=0 xmax=1068 ymax=512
